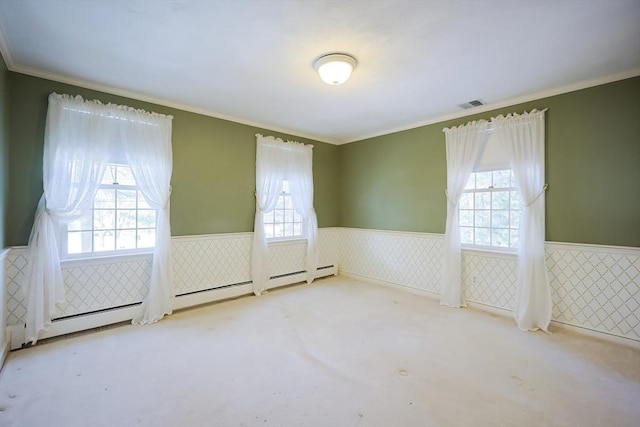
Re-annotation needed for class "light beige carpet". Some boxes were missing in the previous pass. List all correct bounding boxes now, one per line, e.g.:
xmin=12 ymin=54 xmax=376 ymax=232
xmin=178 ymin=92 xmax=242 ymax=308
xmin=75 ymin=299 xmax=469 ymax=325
xmin=0 ymin=276 xmax=638 ymax=427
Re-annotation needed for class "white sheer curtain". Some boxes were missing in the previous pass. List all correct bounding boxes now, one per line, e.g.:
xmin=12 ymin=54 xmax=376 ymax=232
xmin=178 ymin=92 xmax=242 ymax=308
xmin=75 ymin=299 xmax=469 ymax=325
xmin=440 ymin=121 xmax=489 ymax=308
xmin=24 ymin=93 xmax=173 ymax=343
xmin=252 ymin=134 xmax=317 ymax=295
xmin=493 ymin=109 xmax=551 ymax=331
xmin=121 ymin=109 xmax=174 ymax=325
xmin=25 ymin=94 xmax=110 ymax=343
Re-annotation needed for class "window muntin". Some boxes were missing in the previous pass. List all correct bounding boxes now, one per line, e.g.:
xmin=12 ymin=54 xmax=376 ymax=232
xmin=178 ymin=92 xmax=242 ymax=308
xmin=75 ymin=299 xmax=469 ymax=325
xmin=459 ymin=169 xmax=522 ymax=250
xmin=64 ymin=163 xmax=156 ymax=257
xmin=263 ymin=180 xmax=304 ymax=240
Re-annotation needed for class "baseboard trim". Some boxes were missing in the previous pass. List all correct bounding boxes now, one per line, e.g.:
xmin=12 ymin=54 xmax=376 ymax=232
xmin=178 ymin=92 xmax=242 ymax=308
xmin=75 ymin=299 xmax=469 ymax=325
xmin=8 ymin=266 xmax=338 ymax=350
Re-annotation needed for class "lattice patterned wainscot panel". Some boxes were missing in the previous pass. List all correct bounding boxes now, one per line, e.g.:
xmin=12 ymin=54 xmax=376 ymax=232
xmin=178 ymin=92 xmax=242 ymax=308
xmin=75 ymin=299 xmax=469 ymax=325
xmin=463 ymin=251 xmax=518 ymax=310
xmin=318 ymin=228 xmax=341 ymax=269
xmin=340 ymin=229 xmax=444 ymax=293
xmin=57 ymin=258 xmax=150 ymax=318
xmin=171 ymin=234 xmax=253 ymax=295
xmin=5 ymin=248 xmax=28 ymax=326
xmin=546 ymin=244 xmax=640 ymax=341
xmin=5 ymin=249 xmax=151 ymax=325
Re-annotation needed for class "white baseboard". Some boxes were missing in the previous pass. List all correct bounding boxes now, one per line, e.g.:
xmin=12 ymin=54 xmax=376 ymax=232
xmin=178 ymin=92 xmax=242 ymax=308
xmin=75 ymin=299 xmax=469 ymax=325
xmin=173 ymin=284 xmax=253 ymax=311
xmin=8 ymin=266 xmax=338 ymax=350
xmin=339 ymin=270 xmax=640 ymax=350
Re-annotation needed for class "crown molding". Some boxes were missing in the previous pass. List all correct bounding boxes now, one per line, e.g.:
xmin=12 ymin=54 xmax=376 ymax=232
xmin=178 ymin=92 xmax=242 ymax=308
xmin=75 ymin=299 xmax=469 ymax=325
xmin=5 ymin=61 xmax=335 ymax=145
xmin=338 ymin=68 xmax=640 ymax=144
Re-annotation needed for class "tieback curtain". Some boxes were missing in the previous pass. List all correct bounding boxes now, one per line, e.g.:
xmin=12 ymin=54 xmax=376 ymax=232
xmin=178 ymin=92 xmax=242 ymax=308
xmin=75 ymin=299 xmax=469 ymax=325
xmin=440 ymin=109 xmax=551 ymax=332
xmin=252 ymin=134 xmax=318 ymax=296
xmin=24 ymin=93 xmax=173 ymax=344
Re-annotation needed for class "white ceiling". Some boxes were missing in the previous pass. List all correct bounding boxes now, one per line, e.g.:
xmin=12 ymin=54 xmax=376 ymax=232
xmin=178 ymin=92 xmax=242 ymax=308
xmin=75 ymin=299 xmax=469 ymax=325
xmin=0 ymin=0 xmax=638 ymax=144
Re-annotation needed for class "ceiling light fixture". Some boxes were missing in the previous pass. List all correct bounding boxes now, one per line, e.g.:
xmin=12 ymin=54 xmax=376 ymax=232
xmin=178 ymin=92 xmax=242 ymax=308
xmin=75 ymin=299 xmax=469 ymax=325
xmin=313 ymin=53 xmax=357 ymax=85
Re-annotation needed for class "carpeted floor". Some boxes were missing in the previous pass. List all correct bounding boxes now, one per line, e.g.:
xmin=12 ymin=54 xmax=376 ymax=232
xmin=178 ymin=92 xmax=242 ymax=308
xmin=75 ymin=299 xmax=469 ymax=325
xmin=0 ymin=276 xmax=638 ymax=427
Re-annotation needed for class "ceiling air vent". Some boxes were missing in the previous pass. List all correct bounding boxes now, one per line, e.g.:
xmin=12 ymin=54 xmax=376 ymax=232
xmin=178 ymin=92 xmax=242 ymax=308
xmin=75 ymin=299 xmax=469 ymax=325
xmin=459 ymin=99 xmax=485 ymax=109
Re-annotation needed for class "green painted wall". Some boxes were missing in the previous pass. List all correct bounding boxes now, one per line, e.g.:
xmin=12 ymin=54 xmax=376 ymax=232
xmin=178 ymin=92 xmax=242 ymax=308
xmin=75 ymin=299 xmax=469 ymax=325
xmin=6 ymin=73 xmax=340 ymax=246
xmin=339 ymin=77 xmax=640 ymax=248
xmin=0 ymin=53 xmax=7 ymax=248
xmin=6 ymin=72 xmax=639 ymax=248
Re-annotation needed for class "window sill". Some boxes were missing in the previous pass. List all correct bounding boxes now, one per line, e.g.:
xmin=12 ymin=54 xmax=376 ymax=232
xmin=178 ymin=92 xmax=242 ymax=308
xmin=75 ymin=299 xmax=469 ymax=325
xmin=266 ymin=237 xmax=307 ymax=247
xmin=462 ymin=245 xmax=518 ymax=258
xmin=60 ymin=251 xmax=154 ymax=268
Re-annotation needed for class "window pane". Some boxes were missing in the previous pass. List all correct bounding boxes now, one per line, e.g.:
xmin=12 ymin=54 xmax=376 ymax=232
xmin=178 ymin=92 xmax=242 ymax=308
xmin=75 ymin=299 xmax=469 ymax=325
xmin=94 ymin=189 xmax=115 ymax=209
xmin=117 ymin=230 xmax=136 ymax=250
xmin=116 ymin=165 xmax=136 ymax=185
xmin=491 ymin=228 xmax=509 ymax=247
xmin=68 ymin=213 xmax=92 ymax=231
xmin=459 ymin=193 xmax=474 ymax=209
xmin=464 ymin=173 xmax=476 ymax=190
xmin=137 ymin=229 xmax=156 ymax=248
xmin=294 ymin=223 xmax=302 ymax=236
xmin=510 ymin=210 xmax=522 ymax=228
xmin=475 ymin=211 xmax=490 ymax=227
xmin=293 ymin=211 xmax=302 ymax=222
xmin=67 ymin=231 xmax=92 ymax=254
xmin=138 ymin=192 xmax=152 ymax=209
xmin=476 ymin=172 xmax=492 ymax=189
xmin=117 ymin=190 xmax=137 ymax=208
xmin=475 ymin=228 xmax=490 ymax=246
xmin=138 ymin=210 xmax=156 ymax=228
xmin=510 ymin=229 xmax=520 ymax=248
xmin=94 ymin=230 xmax=115 ymax=252
xmin=117 ymin=209 xmax=136 ymax=229
xmin=276 ymin=195 xmax=285 ymax=209
xmin=282 ymin=180 xmax=290 ymax=193
xmin=492 ymin=170 xmax=511 ymax=188
xmin=94 ymin=210 xmax=115 ymax=230
xmin=492 ymin=191 xmax=509 ymax=209
xmin=274 ymin=223 xmax=284 ymax=238
xmin=475 ymin=192 xmax=491 ymax=209
xmin=274 ymin=209 xmax=284 ymax=223
xmin=284 ymin=222 xmax=294 ymax=237
xmin=492 ymin=211 xmax=509 ymax=228
xmin=284 ymin=209 xmax=293 ymax=222
xmin=460 ymin=227 xmax=473 ymax=245
xmin=459 ymin=210 xmax=473 ymax=226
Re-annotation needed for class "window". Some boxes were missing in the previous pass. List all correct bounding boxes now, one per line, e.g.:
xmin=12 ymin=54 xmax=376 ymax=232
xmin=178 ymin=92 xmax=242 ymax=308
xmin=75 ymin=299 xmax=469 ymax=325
xmin=459 ymin=169 xmax=522 ymax=250
xmin=262 ymin=180 xmax=304 ymax=240
xmin=63 ymin=163 xmax=157 ymax=257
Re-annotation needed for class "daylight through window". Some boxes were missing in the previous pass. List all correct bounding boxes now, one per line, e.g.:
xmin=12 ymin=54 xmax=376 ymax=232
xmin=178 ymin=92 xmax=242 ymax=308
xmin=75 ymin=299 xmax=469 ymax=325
xmin=263 ymin=180 xmax=304 ymax=240
xmin=459 ymin=169 xmax=522 ymax=249
xmin=65 ymin=163 xmax=157 ymax=256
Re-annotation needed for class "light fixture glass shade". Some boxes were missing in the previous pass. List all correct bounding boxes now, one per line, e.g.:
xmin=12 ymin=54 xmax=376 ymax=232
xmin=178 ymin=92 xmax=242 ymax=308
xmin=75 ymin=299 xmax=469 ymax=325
xmin=313 ymin=53 xmax=357 ymax=85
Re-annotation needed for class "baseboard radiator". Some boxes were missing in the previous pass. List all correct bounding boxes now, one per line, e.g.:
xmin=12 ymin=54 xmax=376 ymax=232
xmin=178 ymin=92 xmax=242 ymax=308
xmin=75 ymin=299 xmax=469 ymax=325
xmin=8 ymin=265 xmax=337 ymax=350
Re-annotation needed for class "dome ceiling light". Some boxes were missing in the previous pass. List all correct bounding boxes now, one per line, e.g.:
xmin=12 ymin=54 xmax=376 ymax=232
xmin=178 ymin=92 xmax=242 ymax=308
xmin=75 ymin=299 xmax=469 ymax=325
xmin=313 ymin=53 xmax=357 ymax=85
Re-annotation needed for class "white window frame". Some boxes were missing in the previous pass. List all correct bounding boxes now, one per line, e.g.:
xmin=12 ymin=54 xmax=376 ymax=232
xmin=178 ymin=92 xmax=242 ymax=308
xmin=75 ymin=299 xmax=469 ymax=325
xmin=263 ymin=180 xmax=306 ymax=242
xmin=459 ymin=168 xmax=522 ymax=254
xmin=59 ymin=163 xmax=157 ymax=260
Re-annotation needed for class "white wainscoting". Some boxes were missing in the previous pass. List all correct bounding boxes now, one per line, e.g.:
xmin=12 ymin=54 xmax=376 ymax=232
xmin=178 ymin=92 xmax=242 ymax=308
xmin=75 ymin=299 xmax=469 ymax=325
xmin=3 ymin=227 xmax=638 ymax=349
xmin=4 ymin=228 xmax=340 ymax=348
xmin=339 ymin=228 xmax=640 ymax=343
